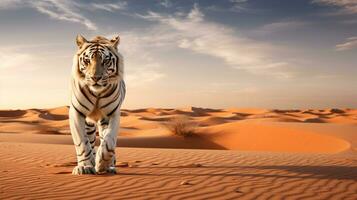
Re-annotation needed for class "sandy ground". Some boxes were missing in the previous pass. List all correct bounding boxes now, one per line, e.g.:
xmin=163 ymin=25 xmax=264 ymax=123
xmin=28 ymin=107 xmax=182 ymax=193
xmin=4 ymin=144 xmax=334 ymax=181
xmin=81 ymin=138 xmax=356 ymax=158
xmin=1 ymin=107 xmax=357 ymax=199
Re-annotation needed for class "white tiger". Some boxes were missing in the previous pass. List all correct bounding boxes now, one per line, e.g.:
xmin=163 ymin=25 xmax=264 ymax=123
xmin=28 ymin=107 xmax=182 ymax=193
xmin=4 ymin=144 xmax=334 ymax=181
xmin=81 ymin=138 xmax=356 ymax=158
xmin=69 ymin=34 xmax=126 ymax=175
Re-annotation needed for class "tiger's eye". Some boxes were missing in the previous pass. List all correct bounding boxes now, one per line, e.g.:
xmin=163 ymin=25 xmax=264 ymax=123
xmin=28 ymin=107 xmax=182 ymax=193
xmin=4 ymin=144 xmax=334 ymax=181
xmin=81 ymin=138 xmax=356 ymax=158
xmin=103 ymin=57 xmax=110 ymax=64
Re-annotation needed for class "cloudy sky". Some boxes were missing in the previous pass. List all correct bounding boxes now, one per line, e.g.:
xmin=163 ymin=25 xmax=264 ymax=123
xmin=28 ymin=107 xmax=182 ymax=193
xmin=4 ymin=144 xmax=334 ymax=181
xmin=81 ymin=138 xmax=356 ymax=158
xmin=0 ymin=0 xmax=356 ymax=109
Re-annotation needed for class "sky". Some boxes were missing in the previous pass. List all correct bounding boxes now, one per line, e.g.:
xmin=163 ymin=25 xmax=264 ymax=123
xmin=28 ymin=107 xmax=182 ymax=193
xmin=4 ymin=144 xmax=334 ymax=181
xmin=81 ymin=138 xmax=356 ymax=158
xmin=0 ymin=0 xmax=356 ymax=109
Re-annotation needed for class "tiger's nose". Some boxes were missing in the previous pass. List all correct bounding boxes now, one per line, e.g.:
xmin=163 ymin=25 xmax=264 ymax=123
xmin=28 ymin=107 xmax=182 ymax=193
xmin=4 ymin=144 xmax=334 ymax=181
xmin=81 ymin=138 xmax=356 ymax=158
xmin=91 ymin=76 xmax=101 ymax=82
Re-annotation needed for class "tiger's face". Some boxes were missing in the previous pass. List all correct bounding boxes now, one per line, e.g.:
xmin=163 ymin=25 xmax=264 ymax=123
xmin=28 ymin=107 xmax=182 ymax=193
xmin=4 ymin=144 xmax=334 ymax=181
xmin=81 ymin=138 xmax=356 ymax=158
xmin=75 ymin=35 xmax=121 ymax=92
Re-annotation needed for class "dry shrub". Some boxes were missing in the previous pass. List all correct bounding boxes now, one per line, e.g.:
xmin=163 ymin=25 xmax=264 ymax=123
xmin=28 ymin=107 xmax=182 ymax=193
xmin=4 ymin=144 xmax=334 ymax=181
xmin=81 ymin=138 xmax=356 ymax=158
xmin=165 ymin=115 xmax=196 ymax=137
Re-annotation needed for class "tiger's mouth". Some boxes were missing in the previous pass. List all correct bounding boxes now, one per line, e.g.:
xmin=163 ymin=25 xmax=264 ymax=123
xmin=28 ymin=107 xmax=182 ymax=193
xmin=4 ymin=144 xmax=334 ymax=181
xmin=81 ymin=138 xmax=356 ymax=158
xmin=90 ymin=82 xmax=108 ymax=89
xmin=84 ymin=76 xmax=109 ymax=90
xmin=91 ymin=83 xmax=103 ymax=89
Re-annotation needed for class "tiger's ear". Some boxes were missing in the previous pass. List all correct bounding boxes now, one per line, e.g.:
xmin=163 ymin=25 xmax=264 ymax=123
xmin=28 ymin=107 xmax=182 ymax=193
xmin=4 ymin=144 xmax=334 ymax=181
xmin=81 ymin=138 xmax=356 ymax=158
xmin=76 ymin=34 xmax=87 ymax=48
xmin=110 ymin=35 xmax=120 ymax=48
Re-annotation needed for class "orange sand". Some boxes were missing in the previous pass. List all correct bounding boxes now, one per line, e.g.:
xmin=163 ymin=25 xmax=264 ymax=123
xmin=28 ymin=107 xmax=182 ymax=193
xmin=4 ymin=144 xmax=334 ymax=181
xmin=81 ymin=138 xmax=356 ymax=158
xmin=1 ymin=106 xmax=356 ymax=153
xmin=1 ymin=107 xmax=357 ymax=199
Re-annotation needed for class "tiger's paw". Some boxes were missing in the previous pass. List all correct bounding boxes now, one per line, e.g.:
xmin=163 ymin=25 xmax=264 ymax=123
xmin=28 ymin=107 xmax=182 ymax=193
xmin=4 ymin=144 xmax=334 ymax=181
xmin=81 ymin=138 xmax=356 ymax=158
xmin=107 ymin=167 xmax=117 ymax=174
xmin=95 ymin=159 xmax=110 ymax=174
xmin=95 ymin=167 xmax=116 ymax=175
xmin=95 ymin=167 xmax=107 ymax=175
xmin=72 ymin=166 xmax=96 ymax=175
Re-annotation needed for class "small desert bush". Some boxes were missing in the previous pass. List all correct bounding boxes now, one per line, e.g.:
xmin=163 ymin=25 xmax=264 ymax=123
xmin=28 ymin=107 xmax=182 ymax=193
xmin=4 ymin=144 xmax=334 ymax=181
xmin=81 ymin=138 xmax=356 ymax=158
xmin=164 ymin=115 xmax=197 ymax=137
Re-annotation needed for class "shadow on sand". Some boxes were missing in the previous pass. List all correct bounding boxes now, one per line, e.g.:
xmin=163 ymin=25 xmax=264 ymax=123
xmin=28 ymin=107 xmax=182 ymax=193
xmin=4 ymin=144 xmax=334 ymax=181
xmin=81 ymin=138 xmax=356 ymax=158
xmin=54 ymin=163 xmax=357 ymax=181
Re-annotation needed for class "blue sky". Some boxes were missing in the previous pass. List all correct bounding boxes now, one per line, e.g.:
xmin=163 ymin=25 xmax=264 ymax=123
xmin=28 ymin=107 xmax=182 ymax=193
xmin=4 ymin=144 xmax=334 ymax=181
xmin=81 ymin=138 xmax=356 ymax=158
xmin=0 ymin=0 xmax=356 ymax=109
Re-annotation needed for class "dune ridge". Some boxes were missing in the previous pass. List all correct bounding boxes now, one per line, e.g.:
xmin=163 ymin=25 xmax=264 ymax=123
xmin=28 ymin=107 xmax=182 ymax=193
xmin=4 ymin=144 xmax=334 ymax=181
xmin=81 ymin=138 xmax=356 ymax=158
xmin=1 ymin=106 xmax=356 ymax=153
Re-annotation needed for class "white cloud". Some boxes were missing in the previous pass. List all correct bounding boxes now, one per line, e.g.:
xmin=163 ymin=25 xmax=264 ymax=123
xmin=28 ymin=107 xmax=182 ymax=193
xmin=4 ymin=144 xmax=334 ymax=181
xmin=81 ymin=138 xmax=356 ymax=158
xmin=229 ymin=0 xmax=254 ymax=13
xmin=314 ymin=1 xmax=357 ymax=51
xmin=159 ymin=0 xmax=172 ymax=8
xmin=206 ymin=0 xmax=255 ymax=13
xmin=137 ymin=4 xmax=292 ymax=78
xmin=313 ymin=0 xmax=357 ymax=14
xmin=0 ymin=0 xmax=97 ymax=30
xmin=258 ymin=21 xmax=307 ymax=33
xmin=91 ymin=1 xmax=127 ymax=12
xmin=336 ymin=36 xmax=357 ymax=51
xmin=31 ymin=0 xmax=97 ymax=30
xmin=0 ymin=0 xmax=127 ymax=30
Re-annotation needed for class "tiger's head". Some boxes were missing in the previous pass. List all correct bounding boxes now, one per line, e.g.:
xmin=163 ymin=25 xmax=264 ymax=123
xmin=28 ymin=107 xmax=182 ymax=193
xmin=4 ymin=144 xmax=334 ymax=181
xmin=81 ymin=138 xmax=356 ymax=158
xmin=73 ymin=34 xmax=123 ymax=92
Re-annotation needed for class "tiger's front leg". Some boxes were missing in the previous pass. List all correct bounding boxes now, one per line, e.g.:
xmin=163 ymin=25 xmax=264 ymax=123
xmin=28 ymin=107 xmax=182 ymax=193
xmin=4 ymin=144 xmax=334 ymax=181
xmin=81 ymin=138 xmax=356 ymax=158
xmin=69 ymin=107 xmax=96 ymax=175
xmin=95 ymin=113 xmax=119 ymax=174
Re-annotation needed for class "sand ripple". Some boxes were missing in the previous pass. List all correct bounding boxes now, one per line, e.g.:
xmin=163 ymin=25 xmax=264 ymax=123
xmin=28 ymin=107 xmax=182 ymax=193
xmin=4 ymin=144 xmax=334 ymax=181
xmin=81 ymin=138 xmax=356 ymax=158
xmin=0 ymin=142 xmax=356 ymax=200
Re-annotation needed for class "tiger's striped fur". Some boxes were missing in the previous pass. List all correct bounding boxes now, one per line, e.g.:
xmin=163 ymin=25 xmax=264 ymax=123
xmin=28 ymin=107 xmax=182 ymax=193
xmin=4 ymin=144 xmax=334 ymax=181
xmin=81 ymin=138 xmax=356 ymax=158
xmin=69 ymin=34 xmax=125 ymax=175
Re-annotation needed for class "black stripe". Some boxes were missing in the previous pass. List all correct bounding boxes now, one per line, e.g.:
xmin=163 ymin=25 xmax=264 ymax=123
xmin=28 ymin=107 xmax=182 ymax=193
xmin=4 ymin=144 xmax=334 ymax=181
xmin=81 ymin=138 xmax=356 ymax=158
xmin=77 ymin=149 xmax=85 ymax=157
xmin=78 ymin=156 xmax=91 ymax=163
xmin=85 ymin=127 xmax=95 ymax=131
xmin=85 ymin=121 xmax=95 ymax=127
xmin=86 ymin=85 xmax=97 ymax=97
xmin=107 ymin=102 xmax=120 ymax=116
xmin=89 ymin=44 xmax=101 ymax=52
xmin=73 ymin=90 xmax=90 ymax=111
xmin=101 ymin=84 xmax=117 ymax=98
xmin=90 ymin=139 xmax=96 ymax=144
xmin=84 ymin=149 xmax=92 ymax=158
xmin=78 ymin=83 xmax=94 ymax=105
xmin=77 ymin=43 xmax=92 ymax=55
xmin=105 ymin=142 xmax=115 ymax=154
xmin=104 ymin=81 xmax=125 ymax=116
xmin=100 ymin=90 xmax=120 ymax=109
xmin=71 ymin=102 xmax=86 ymax=117
xmin=87 ymin=129 xmax=96 ymax=135
xmin=100 ymin=118 xmax=109 ymax=125
xmin=111 ymin=58 xmax=115 ymax=68
xmin=99 ymin=84 xmax=112 ymax=97
xmin=112 ymin=52 xmax=119 ymax=75
xmin=98 ymin=49 xmax=106 ymax=56
xmin=107 ymin=53 xmax=113 ymax=63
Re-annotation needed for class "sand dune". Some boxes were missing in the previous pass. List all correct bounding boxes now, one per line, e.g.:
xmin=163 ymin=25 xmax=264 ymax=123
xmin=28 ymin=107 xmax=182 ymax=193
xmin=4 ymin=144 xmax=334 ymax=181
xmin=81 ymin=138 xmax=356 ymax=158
xmin=202 ymin=121 xmax=350 ymax=153
xmin=1 ymin=106 xmax=356 ymax=153
xmin=1 ymin=106 xmax=357 ymax=199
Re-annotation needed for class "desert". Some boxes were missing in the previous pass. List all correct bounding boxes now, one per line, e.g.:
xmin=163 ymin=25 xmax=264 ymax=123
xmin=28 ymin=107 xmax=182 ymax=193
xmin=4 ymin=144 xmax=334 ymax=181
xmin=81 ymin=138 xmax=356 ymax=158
xmin=1 ymin=1 xmax=357 ymax=199
xmin=1 ymin=107 xmax=356 ymax=199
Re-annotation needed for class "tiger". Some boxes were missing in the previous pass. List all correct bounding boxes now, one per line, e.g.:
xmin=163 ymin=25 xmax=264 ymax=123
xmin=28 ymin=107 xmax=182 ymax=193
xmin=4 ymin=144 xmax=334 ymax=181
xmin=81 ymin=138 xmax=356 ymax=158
xmin=69 ymin=34 xmax=126 ymax=175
